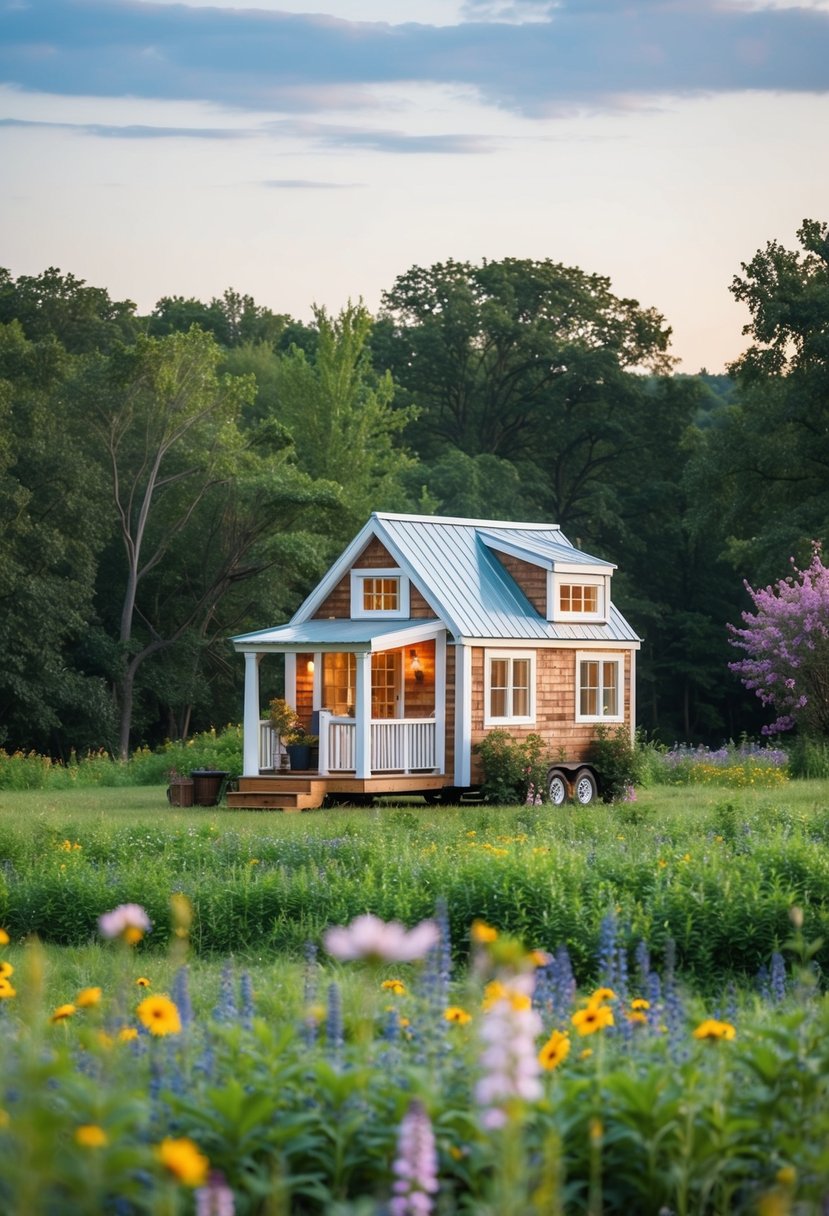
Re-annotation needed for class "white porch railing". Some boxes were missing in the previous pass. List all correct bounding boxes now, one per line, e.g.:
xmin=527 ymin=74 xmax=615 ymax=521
xmin=258 ymin=716 xmax=437 ymax=775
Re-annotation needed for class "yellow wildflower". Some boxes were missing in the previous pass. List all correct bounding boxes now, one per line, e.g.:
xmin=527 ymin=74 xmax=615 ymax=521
xmin=0 ymin=961 xmax=14 ymax=979
xmin=630 ymin=997 xmax=650 ymax=1010
xmin=0 ymin=929 xmax=9 ymax=945
xmin=538 ymin=1029 xmax=570 ymax=1070
xmin=76 ymin=986 xmax=102 ymax=1008
xmin=0 ymin=977 xmax=16 ymax=1000
xmin=117 ymin=1027 xmax=139 ymax=1043
xmin=588 ymin=987 xmax=617 ymax=1007
xmin=135 ymin=977 xmax=151 ymax=988
xmin=137 ymin=994 xmax=181 ymax=1037
xmin=51 ymin=1003 xmax=77 ymax=1023
xmin=482 ymin=980 xmax=507 ymax=1009
xmin=381 ymin=979 xmax=406 ymax=995
xmin=471 ymin=920 xmax=498 ymax=944
xmin=156 ymin=1137 xmax=209 ymax=1188
xmin=571 ymin=1004 xmax=614 ymax=1036
xmin=75 ymin=1125 xmax=108 ymax=1148
xmin=693 ymin=1018 xmax=736 ymax=1041
xmin=444 ymin=1006 xmax=472 ymax=1024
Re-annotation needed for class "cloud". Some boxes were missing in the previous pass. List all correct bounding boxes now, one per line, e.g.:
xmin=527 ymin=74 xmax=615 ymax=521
xmin=0 ymin=113 xmax=493 ymax=153
xmin=1 ymin=0 xmax=827 ymax=119
xmin=0 ymin=116 xmax=248 ymax=138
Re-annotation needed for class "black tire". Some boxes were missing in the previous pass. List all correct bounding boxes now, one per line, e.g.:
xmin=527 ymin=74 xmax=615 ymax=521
xmin=547 ymin=769 xmax=570 ymax=806
xmin=573 ymin=768 xmax=598 ymax=806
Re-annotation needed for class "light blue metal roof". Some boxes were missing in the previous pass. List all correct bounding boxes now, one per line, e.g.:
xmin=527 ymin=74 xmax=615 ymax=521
xmin=373 ymin=515 xmax=638 ymax=644
xmin=232 ymin=618 xmax=440 ymax=651
xmin=236 ymin=514 xmax=640 ymax=648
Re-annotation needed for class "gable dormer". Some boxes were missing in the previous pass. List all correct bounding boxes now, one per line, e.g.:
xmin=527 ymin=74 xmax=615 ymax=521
xmin=479 ymin=529 xmax=614 ymax=624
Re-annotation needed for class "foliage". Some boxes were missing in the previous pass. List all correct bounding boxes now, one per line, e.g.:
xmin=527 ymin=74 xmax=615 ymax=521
xmin=587 ymin=726 xmax=644 ymax=801
xmin=2 ymin=784 xmax=829 ymax=990
xmin=0 ymin=725 xmax=243 ymax=790
xmin=474 ymin=730 xmax=549 ymax=805
xmin=0 ymin=899 xmax=828 ymax=1213
xmin=788 ymin=733 xmax=829 ymax=779
xmin=651 ymin=740 xmax=789 ymax=787
xmin=728 ymin=544 xmax=829 ymax=737
xmin=267 ymin=698 xmax=299 ymax=740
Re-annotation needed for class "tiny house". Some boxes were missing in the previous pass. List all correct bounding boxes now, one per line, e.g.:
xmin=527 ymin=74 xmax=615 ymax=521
xmin=229 ymin=512 xmax=640 ymax=810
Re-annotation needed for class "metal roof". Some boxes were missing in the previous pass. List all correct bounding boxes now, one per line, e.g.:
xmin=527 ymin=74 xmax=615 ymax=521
xmin=374 ymin=515 xmax=638 ymax=643
xmin=234 ymin=513 xmax=640 ymax=648
xmin=232 ymin=618 xmax=441 ymax=651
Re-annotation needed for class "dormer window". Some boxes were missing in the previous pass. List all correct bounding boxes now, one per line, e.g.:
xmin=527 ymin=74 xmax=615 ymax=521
xmin=351 ymin=568 xmax=410 ymax=618
xmin=549 ymin=573 xmax=607 ymax=623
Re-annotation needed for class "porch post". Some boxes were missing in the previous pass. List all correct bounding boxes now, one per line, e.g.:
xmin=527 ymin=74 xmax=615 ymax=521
xmin=454 ymin=642 xmax=472 ymax=787
xmin=242 ymin=651 xmax=261 ymax=777
xmin=434 ymin=631 xmax=446 ymax=775
xmin=354 ymin=650 xmax=372 ymax=778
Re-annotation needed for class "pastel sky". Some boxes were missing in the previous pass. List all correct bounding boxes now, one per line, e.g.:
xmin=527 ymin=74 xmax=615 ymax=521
xmin=2 ymin=0 xmax=828 ymax=371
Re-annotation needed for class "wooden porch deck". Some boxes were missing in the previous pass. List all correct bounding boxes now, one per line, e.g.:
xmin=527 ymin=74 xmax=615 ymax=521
xmin=226 ymin=772 xmax=447 ymax=811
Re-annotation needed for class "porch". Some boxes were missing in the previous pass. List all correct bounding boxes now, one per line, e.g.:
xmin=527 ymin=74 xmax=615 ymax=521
xmin=226 ymin=771 xmax=447 ymax=811
xmin=259 ymin=712 xmax=439 ymax=775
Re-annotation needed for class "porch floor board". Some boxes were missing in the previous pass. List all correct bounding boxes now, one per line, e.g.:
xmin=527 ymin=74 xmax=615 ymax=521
xmin=227 ymin=772 xmax=445 ymax=811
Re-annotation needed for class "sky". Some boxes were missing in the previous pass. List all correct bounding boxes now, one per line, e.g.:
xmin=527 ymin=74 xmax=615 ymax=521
xmin=2 ymin=0 xmax=828 ymax=372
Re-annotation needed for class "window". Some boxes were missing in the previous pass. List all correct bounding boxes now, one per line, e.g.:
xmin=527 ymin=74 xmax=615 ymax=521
xmin=560 ymin=584 xmax=598 ymax=614
xmin=323 ymin=652 xmax=356 ymax=716
xmin=550 ymin=574 xmax=607 ymax=622
xmin=484 ymin=650 xmax=535 ymax=726
xmin=351 ymin=568 xmax=410 ymax=617
xmin=576 ymin=652 xmax=624 ymax=722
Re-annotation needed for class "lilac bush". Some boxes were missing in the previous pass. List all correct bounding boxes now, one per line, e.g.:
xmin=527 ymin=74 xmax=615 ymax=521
xmin=728 ymin=544 xmax=829 ymax=736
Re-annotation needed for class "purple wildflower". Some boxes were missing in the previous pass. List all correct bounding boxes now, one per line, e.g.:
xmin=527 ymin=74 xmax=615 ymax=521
xmin=390 ymin=1099 xmax=439 ymax=1216
xmin=195 ymin=1171 xmax=236 ymax=1216
xmin=97 ymin=903 xmax=151 ymax=941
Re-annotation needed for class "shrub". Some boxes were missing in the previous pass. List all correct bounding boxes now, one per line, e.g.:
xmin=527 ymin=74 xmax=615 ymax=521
xmin=588 ymin=725 xmax=644 ymax=801
xmin=474 ymin=730 xmax=549 ymax=804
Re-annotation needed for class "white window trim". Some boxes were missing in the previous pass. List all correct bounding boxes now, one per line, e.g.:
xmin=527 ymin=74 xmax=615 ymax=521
xmin=548 ymin=573 xmax=608 ymax=624
xmin=484 ymin=649 xmax=536 ymax=727
xmin=350 ymin=568 xmax=410 ymax=619
xmin=575 ymin=651 xmax=624 ymax=723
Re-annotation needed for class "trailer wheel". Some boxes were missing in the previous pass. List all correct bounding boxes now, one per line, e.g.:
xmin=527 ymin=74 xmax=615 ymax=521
xmin=547 ymin=769 xmax=570 ymax=807
xmin=573 ymin=768 xmax=598 ymax=806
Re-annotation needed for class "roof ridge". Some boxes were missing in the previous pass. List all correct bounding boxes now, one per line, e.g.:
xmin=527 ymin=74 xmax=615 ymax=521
xmin=373 ymin=511 xmax=561 ymax=530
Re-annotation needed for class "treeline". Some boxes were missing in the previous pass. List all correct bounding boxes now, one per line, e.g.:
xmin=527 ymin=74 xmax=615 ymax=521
xmin=1 ymin=220 xmax=827 ymax=757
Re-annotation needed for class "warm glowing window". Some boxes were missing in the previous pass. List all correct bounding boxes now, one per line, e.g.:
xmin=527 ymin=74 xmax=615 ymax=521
xmin=576 ymin=653 xmax=623 ymax=722
xmin=485 ymin=651 xmax=535 ymax=726
xmin=362 ymin=577 xmax=399 ymax=612
xmin=560 ymin=584 xmax=599 ymax=614
xmin=351 ymin=568 xmax=409 ymax=617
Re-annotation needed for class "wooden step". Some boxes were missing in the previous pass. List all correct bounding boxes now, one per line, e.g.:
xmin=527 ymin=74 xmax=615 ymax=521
xmin=227 ymin=783 xmax=327 ymax=811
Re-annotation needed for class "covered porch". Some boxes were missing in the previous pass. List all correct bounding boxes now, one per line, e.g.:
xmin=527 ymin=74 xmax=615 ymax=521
xmin=234 ymin=618 xmax=448 ymax=784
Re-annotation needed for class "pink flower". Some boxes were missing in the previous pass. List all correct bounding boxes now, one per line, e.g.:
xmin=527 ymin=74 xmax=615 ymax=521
xmin=390 ymin=1099 xmax=439 ymax=1216
xmin=97 ymin=903 xmax=152 ymax=941
xmin=196 ymin=1171 xmax=235 ymax=1216
xmin=323 ymin=914 xmax=439 ymax=963
xmin=475 ymin=973 xmax=543 ymax=1129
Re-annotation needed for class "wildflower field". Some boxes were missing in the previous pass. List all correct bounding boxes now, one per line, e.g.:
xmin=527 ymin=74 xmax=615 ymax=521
xmin=0 ymin=778 xmax=828 ymax=1213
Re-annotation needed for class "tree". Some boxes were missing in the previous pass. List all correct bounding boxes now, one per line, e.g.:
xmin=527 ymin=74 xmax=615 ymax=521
xmin=728 ymin=545 xmax=829 ymax=737
xmin=272 ymin=302 xmax=417 ymax=534
xmin=78 ymin=328 xmax=256 ymax=757
xmin=700 ymin=220 xmax=829 ymax=579
xmin=0 ymin=266 xmax=139 ymax=354
xmin=0 ymin=321 xmax=113 ymax=752
xmin=374 ymin=257 xmax=675 ymax=534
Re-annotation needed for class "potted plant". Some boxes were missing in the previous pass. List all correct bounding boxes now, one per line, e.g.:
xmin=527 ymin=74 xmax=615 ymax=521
xmin=284 ymin=728 xmax=318 ymax=772
xmin=166 ymin=767 xmax=194 ymax=807
xmin=268 ymin=698 xmax=299 ymax=770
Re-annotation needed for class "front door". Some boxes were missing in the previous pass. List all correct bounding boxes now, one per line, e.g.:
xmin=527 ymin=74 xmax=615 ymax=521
xmin=371 ymin=651 xmax=401 ymax=719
